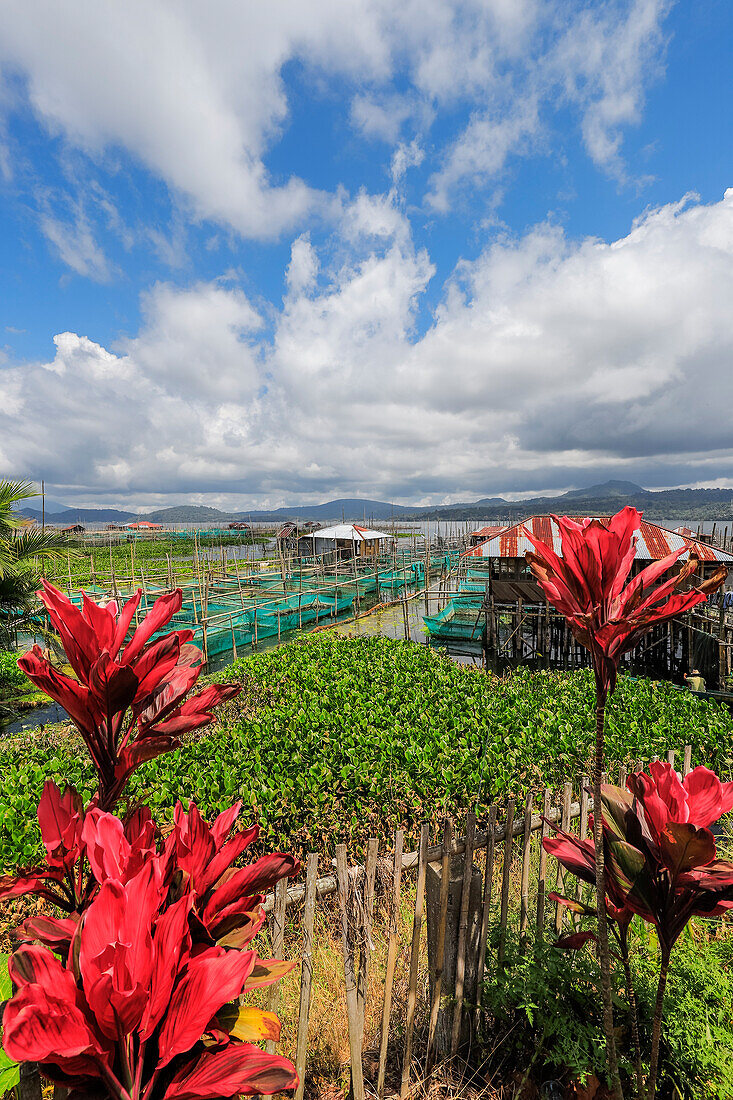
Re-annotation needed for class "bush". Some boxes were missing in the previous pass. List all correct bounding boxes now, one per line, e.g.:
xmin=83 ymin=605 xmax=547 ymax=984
xmin=481 ymin=921 xmax=733 ymax=1099
xmin=0 ymin=635 xmax=730 ymax=869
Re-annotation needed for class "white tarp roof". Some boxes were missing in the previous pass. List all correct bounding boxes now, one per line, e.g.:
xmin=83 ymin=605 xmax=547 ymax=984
xmin=303 ymin=523 xmax=393 ymax=542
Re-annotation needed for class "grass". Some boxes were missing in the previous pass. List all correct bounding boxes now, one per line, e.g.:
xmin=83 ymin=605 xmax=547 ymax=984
xmin=1 ymin=634 xmax=731 ymax=872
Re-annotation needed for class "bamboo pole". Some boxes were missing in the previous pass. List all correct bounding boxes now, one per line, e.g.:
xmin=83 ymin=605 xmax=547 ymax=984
xmin=474 ymin=804 xmax=497 ymax=1030
xmin=426 ymin=819 xmax=452 ymax=1068
xmin=377 ymin=829 xmax=404 ymax=1099
xmin=554 ymin=782 xmax=572 ymax=934
xmin=294 ymin=853 xmax=319 ymax=1100
xmin=519 ymin=790 xmax=533 ymax=939
xmin=497 ymin=799 xmax=515 ymax=967
xmin=356 ymin=838 xmax=379 ymax=1045
xmin=535 ymin=790 xmax=552 ymax=941
xmin=263 ymin=876 xmax=288 ymax=1100
xmin=400 ymin=824 xmax=428 ymax=1099
xmin=450 ymin=812 xmax=475 ymax=1055
xmin=336 ymin=844 xmax=364 ymax=1100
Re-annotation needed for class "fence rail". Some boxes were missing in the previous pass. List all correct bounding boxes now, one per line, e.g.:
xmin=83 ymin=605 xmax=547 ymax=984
xmin=6 ymin=746 xmax=695 ymax=1099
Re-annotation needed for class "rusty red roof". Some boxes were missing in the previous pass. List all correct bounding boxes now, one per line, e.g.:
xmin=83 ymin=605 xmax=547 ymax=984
xmin=464 ymin=515 xmax=733 ymax=563
xmin=471 ymin=525 xmax=506 ymax=539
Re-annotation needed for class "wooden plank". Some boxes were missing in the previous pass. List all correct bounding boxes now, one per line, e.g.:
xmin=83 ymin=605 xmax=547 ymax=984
xmin=377 ymin=829 xmax=404 ymax=1100
xmin=554 ymin=782 xmax=572 ymax=934
xmin=666 ymin=749 xmax=676 ymax=768
xmin=336 ymin=844 xmax=365 ymax=1100
xmin=356 ymin=838 xmax=379 ymax=1044
xmin=474 ymin=803 xmax=497 ymax=1030
xmin=294 ymin=854 xmax=319 ymax=1100
xmin=450 ymin=812 xmax=476 ymax=1055
xmin=426 ymin=819 xmax=452 ymax=1068
xmin=519 ymin=790 xmax=534 ymax=937
xmin=535 ymin=789 xmax=552 ymax=941
xmin=400 ymin=824 xmax=429 ymax=1099
xmin=684 ymin=744 xmax=692 ymax=776
xmin=497 ymin=799 xmax=516 ymax=967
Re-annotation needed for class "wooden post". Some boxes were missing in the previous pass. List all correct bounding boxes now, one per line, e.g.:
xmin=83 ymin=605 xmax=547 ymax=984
xmin=536 ymin=789 xmax=552 ymax=941
xmin=400 ymin=824 xmax=428 ymax=1099
xmin=377 ymin=829 xmax=404 ymax=1099
xmin=356 ymin=838 xmax=379 ymax=1045
xmin=426 ymin=819 xmax=452 ymax=1067
xmin=683 ymin=744 xmax=692 ymax=776
xmin=497 ymin=799 xmax=515 ymax=967
xmin=263 ymin=876 xmax=288 ymax=1100
xmin=294 ymin=854 xmax=319 ymax=1100
xmin=554 ymin=782 xmax=572 ymax=934
xmin=336 ymin=844 xmax=365 ymax=1100
xmin=474 ymin=804 xmax=497 ymax=1030
xmin=519 ymin=790 xmax=533 ymax=940
xmin=450 ymin=813 xmax=476 ymax=1055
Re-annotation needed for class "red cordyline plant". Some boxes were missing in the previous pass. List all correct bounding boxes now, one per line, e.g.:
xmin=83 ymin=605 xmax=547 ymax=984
xmin=1 ymin=581 xmax=301 ymax=1098
xmin=19 ymin=581 xmax=240 ymax=810
xmin=522 ymin=508 xmax=726 ymax=1100
xmin=546 ymin=762 xmax=733 ymax=1100
xmin=2 ymin=798 xmax=299 ymax=1099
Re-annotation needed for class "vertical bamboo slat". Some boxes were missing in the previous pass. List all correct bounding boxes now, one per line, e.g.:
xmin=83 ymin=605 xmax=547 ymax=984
xmin=450 ymin=812 xmax=476 ymax=1055
xmin=536 ymin=789 xmax=552 ymax=941
xmin=356 ymin=838 xmax=379 ymax=1044
xmin=400 ymin=824 xmax=429 ymax=1099
xmin=294 ymin=854 xmax=319 ymax=1100
xmin=263 ymin=877 xmax=288 ymax=1100
xmin=377 ymin=829 xmax=404 ymax=1099
xmin=683 ymin=744 xmax=692 ymax=776
xmin=554 ymin=782 xmax=572 ymax=934
xmin=426 ymin=819 xmax=452 ymax=1067
xmin=474 ymin=804 xmax=497 ymax=1029
xmin=497 ymin=799 xmax=516 ymax=967
xmin=336 ymin=844 xmax=365 ymax=1100
xmin=519 ymin=791 xmax=533 ymax=937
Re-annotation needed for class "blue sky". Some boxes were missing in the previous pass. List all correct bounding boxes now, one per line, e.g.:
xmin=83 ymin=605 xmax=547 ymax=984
xmin=0 ymin=0 xmax=732 ymax=510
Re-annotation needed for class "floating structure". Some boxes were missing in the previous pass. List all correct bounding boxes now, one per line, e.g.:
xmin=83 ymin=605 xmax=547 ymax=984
xmin=298 ymin=523 xmax=394 ymax=559
xmin=424 ymin=515 xmax=733 ymax=687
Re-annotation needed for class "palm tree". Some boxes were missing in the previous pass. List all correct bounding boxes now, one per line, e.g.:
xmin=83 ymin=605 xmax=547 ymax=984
xmin=0 ymin=479 xmax=70 ymax=650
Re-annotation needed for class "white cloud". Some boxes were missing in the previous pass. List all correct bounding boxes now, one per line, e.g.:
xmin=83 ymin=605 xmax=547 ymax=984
xmin=3 ymin=189 xmax=733 ymax=507
xmin=0 ymin=0 xmax=671 ymax=249
xmin=38 ymin=208 xmax=113 ymax=282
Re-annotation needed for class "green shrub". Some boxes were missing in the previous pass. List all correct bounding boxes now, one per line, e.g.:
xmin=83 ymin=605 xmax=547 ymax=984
xmin=481 ymin=922 xmax=733 ymax=1099
xmin=0 ymin=634 xmax=730 ymax=869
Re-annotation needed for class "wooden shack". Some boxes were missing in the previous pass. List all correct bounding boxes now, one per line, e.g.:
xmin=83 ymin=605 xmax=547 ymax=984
xmin=299 ymin=523 xmax=393 ymax=560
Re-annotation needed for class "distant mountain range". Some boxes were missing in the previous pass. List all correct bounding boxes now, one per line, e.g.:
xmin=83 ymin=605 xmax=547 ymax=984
xmin=15 ymin=480 xmax=733 ymax=526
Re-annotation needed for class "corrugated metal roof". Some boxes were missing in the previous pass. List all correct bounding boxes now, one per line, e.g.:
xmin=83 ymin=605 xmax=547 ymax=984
xmin=471 ymin=525 xmax=506 ymax=539
xmin=304 ymin=523 xmax=393 ymax=542
xmin=465 ymin=515 xmax=733 ymax=563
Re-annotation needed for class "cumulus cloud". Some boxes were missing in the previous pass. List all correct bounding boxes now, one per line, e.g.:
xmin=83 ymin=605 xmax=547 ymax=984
xmin=2 ymin=189 xmax=733 ymax=508
xmin=0 ymin=0 xmax=670 ymax=249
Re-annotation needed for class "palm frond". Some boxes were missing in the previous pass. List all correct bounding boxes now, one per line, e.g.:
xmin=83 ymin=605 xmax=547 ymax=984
xmin=10 ymin=527 xmax=71 ymax=566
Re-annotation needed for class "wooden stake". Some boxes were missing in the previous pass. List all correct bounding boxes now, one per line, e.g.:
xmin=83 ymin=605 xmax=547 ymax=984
xmin=356 ymin=838 xmax=379 ymax=1045
xmin=474 ymin=804 xmax=497 ymax=1029
xmin=554 ymin=782 xmax=572 ymax=934
xmin=426 ymin=819 xmax=452 ymax=1067
xmin=263 ymin=876 xmax=288 ymax=1100
xmin=400 ymin=824 xmax=429 ymax=1099
xmin=294 ymin=853 xmax=319 ymax=1100
xmin=450 ymin=812 xmax=475 ymax=1055
xmin=497 ymin=799 xmax=515 ymax=967
xmin=377 ymin=829 xmax=404 ymax=1099
xmin=536 ymin=789 xmax=552 ymax=942
xmin=519 ymin=791 xmax=533 ymax=939
xmin=336 ymin=845 xmax=365 ymax=1100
